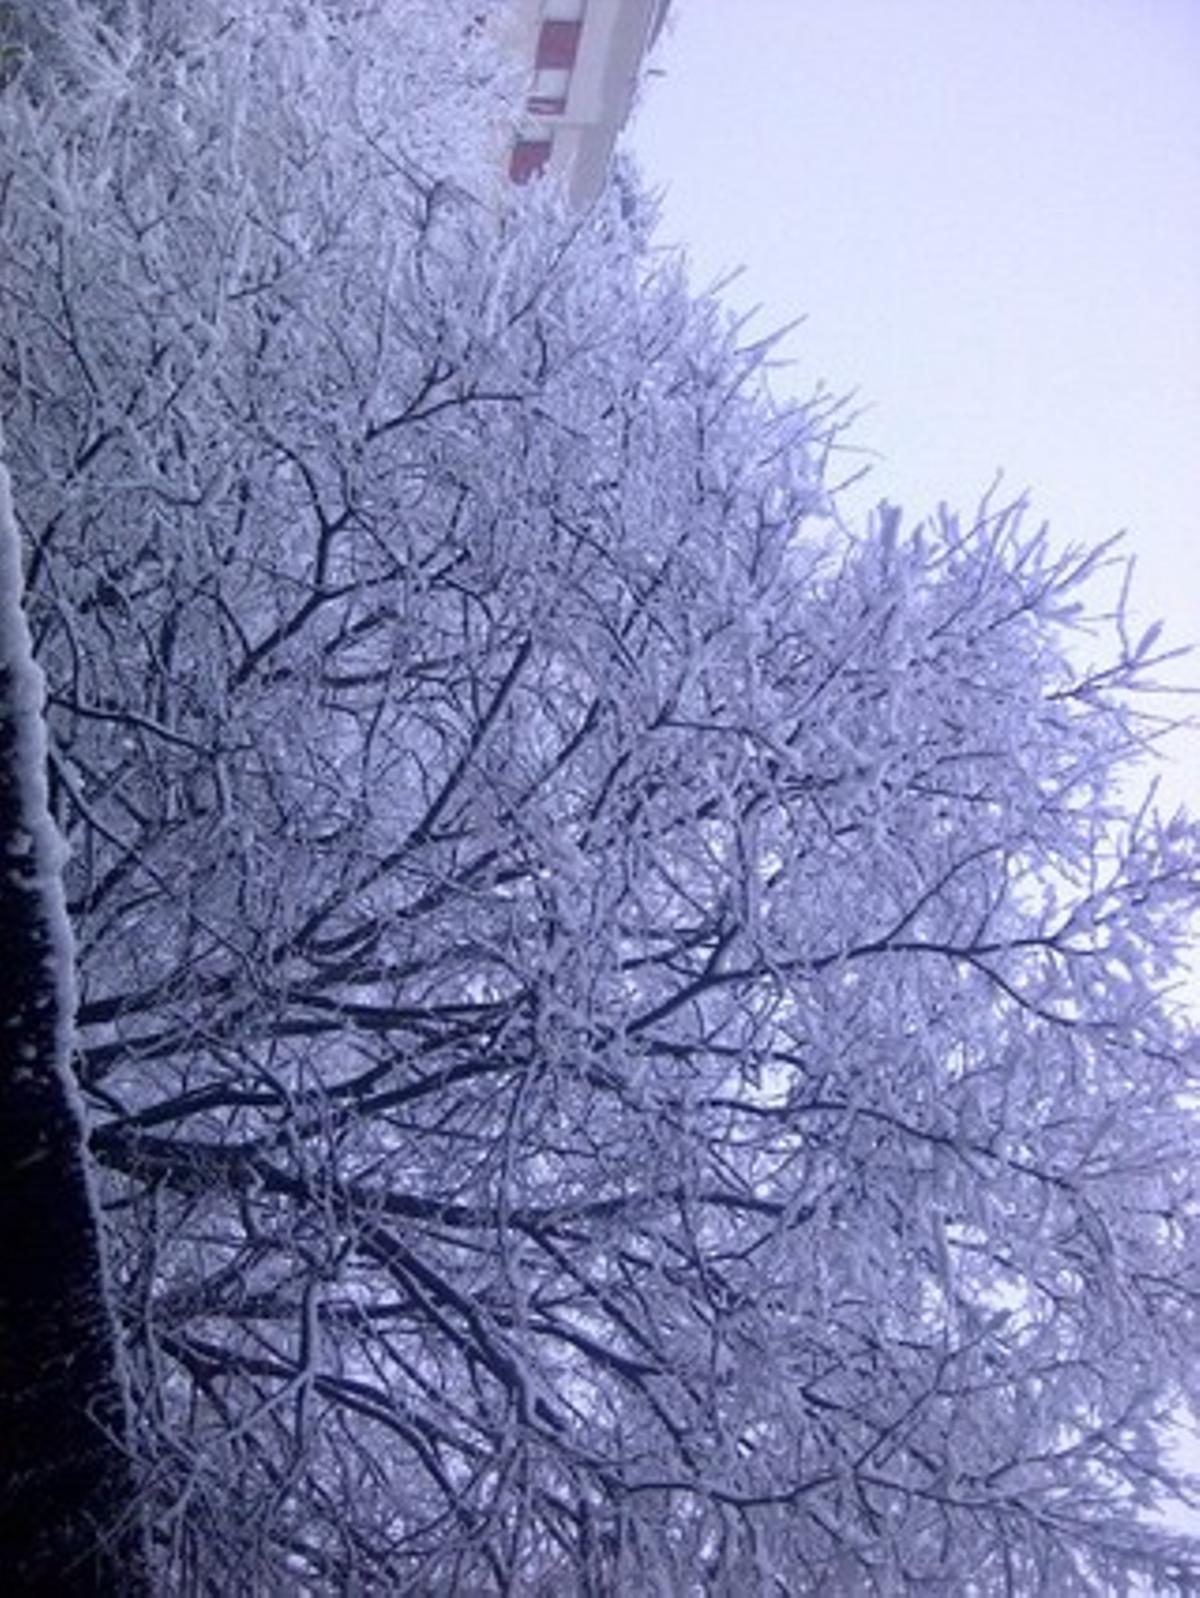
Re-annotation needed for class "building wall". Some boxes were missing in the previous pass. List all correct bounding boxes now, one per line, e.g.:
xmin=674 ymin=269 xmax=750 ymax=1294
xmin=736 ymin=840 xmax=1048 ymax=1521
xmin=504 ymin=0 xmax=670 ymax=206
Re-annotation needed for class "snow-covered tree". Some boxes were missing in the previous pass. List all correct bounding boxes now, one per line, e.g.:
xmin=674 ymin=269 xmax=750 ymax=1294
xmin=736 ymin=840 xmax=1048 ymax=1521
xmin=3 ymin=2 xmax=1198 ymax=1590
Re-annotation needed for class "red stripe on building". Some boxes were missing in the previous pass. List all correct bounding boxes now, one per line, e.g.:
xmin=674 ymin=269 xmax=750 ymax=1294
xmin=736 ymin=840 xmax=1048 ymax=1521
xmin=509 ymin=138 xmax=553 ymax=184
xmin=535 ymin=19 xmax=583 ymax=70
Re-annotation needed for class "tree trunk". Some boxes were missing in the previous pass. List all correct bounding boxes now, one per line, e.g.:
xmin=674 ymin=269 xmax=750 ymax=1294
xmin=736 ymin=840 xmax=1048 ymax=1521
xmin=0 ymin=450 xmax=149 ymax=1593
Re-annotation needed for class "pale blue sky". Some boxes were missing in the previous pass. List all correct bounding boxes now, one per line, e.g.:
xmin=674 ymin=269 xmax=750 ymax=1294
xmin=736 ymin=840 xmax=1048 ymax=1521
xmin=631 ymin=0 xmax=1200 ymax=810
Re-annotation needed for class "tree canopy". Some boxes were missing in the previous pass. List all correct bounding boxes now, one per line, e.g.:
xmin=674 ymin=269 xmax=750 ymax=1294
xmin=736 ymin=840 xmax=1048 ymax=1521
xmin=2 ymin=1 xmax=1198 ymax=1591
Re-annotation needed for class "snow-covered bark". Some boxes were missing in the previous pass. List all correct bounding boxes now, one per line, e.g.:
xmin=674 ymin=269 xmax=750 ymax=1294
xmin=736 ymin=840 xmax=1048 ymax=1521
xmin=0 ymin=436 xmax=148 ymax=1589
xmin=2 ymin=2 xmax=1199 ymax=1591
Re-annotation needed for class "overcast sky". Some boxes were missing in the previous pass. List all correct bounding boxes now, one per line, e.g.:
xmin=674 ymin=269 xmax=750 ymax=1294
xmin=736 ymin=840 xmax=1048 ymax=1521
xmin=630 ymin=0 xmax=1200 ymax=812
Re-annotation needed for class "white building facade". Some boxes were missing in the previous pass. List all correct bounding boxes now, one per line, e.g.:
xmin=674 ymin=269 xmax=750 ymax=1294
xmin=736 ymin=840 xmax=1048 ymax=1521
xmin=503 ymin=0 xmax=671 ymax=206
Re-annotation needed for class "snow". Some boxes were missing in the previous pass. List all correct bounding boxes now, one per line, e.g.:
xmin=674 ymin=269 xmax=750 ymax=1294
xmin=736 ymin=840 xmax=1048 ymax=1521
xmin=0 ymin=432 xmax=79 ymax=1104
